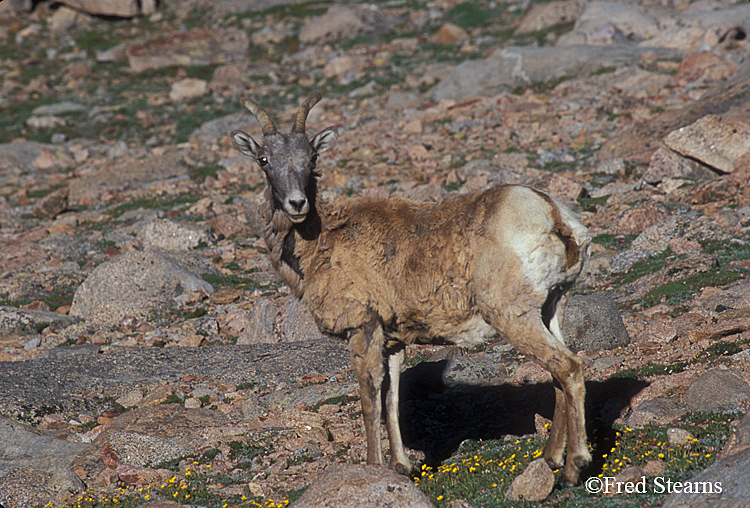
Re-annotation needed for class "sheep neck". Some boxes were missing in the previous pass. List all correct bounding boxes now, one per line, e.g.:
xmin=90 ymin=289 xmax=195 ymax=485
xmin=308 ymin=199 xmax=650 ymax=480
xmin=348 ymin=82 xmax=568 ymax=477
xmin=260 ymin=186 xmax=323 ymax=299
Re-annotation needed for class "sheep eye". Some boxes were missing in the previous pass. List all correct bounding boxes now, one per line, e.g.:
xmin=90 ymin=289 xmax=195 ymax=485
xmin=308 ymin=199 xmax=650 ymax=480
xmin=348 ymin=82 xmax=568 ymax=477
xmin=257 ymin=157 xmax=269 ymax=167
xmin=310 ymin=154 xmax=318 ymax=166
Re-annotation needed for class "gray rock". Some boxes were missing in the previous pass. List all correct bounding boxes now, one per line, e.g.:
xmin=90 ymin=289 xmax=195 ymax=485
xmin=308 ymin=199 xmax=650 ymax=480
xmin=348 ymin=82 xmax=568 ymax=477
xmin=0 ymin=340 xmax=350 ymax=423
xmin=0 ymin=416 xmax=88 ymax=508
xmin=115 ymin=389 xmax=144 ymax=409
xmin=31 ymin=101 xmax=88 ymax=116
xmin=290 ymin=464 xmax=436 ymax=508
xmin=204 ymin=0 xmax=302 ymax=15
xmin=243 ymin=426 xmax=298 ymax=452
xmin=663 ymin=412 xmax=750 ymax=507
xmin=71 ymin=404 xmax=229 ymax=481
xmin=281 ymin=297 xmax=325 ymax=342
xmin=32 ymin=187 xmax=68 ymax=220
xmin=137 ymin=219 xmax=214 ymax=251
xmin=642 ymin=147 xmax=711 ymax=186
xmin=0 ymin=141 xmax=63 ymax=171
xmin=36 ymin=344 xmax=101 ymax=360
xmin=267 ymin=380 xmax=359 ymax=411
xmin=237 ymin=297 xmax=279 ymax=345
xmin=240 ymin=392 xmax=269 ymax=420
xmin=7 ymin=0 xmax=32 ymax=13
xmin=516 ymin=0 xmax=582 ymax=36
xmin=631 ymin=212 xmax=725 ymax=253
xmin=664 ymin=115 xmax=750 ymax=174
xmin=26 ymin=115 xmax=67 ymax=129
xmin=95 ymin=42 xmax=129 ymax=63
xmin=23 ymin=336 xmax=41 ymax=350
xmin=299 ymin=5 xmax=395 ymax=45
xmin=109 ymin=431 xmax=192 ymax=467
xmin=54 ymin=0 xmax=156 ymax=17
xmin=432 ymin=45 xmax=682 ymax=101
xmin=68 ymin=148 xmax=190 ymax=204
xmin=562 ymin=294 xmax=630 ymax=353
xmin=440 ymin=349 xmax=518 ymax=388
xmin=559 ymin=1 xmax=750 ymax=51
xmin=190 ymin=111 xmax=254 ymax=145
xmin=609 ymin=248 xmax=652 ymax=274
xmin=556 ymin=1 xmax=668 ymax=46
xmin=127 ymin=28 xmax=249 ymax=73
xmin=505 ymin=458 xmax=555 ymax=501
xmin=628 ymin=397 xmax=685 ymax=428
xmin=0 ymin=305 xmax=81 ymax=337
xmin=69 ymin=250 xmax=214 ymax=325
xmin=611 ymin=211 xmax=727 ymax=273
xmin=684 ymin=368 xmax=750 ymax=413
xmin=386 ymin=91 xmax=423 ymax=109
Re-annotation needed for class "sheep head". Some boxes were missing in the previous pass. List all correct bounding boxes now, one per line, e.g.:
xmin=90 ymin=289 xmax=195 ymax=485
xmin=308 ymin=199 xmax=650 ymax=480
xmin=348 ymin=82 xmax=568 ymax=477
xmin=230 ymin=93 xmax=338 ymax=224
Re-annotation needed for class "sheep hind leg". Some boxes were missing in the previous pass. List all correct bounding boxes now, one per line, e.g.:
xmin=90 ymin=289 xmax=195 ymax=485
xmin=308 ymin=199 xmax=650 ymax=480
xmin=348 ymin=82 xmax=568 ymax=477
xmin=554 ymin=351 xmax=590 ymax=487
xmin=385 ymin=346 xmax=412 ymax=475
xmin=547 ymin=298 xmax=591 ymax=485
xmin=542 ymin=295 xmax=569 ymax=470
xmin=350 ymin=323 xmax=386 ymax=466
xmin=491 ymin=311 xmax=590 ymax=486
xmin=542 ymin=380 xmax=567 ymax=470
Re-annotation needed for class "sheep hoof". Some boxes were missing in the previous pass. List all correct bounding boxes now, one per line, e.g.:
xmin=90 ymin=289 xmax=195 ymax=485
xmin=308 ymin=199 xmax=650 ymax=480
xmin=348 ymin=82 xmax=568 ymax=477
xmin=393 ymin=462 xmax=412 ymax=476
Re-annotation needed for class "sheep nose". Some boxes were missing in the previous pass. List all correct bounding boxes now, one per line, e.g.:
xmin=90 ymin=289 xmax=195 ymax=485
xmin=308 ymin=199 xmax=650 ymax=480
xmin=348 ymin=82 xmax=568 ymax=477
xmin=288 ymin=197 xmax=308 ymax=212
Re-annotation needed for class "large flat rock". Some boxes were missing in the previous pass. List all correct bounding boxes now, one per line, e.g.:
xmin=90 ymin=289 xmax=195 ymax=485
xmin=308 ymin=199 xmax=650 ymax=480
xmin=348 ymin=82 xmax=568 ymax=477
xmin=0 ymin=339 xmax=350 ymax=423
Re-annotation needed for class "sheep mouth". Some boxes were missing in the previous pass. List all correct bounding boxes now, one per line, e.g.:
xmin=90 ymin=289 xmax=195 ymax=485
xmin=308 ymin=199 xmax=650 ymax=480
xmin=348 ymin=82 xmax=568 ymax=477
xmin=288 ymin=213 xmax=307 ymax=223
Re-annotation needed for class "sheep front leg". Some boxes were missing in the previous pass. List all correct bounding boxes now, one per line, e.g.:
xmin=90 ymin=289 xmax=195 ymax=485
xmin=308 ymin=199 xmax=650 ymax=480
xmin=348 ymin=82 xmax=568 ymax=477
xmin=350 ymin=322 xmax=386 ymax=466
xmin=385 ymin=346 xmax=412 ymax=475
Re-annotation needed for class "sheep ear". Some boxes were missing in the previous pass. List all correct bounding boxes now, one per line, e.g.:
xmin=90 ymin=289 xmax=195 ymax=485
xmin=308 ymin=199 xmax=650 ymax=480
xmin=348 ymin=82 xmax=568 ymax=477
xmin=311 ymin=128 xmax=338 ymax=154
xmin=231 ymin=130 xmax=261 ymax=158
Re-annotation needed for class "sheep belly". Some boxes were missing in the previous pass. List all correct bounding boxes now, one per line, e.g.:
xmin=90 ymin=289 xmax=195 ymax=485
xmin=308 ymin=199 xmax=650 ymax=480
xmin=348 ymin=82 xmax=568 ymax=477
xmin=441 ymin=313 xmax=497 ymax=348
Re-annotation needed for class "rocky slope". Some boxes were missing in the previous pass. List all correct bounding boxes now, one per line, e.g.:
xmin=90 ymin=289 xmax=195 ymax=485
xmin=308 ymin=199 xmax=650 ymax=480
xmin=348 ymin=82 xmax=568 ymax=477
xmin=1 ymin=0 xmax=750 ymax=507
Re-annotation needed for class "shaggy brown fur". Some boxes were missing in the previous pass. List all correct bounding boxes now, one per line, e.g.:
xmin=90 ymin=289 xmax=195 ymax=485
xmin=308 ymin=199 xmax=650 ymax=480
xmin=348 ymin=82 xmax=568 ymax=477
xmin=232 ymin=94 xmax=593 ymax=486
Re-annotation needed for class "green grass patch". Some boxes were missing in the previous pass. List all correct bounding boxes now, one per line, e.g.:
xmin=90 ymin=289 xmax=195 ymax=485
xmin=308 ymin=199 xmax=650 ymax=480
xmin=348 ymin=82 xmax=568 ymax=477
xmin=598 ymin=412 xmax=740 ymax=478
xmin=201 ymin=273 xmax=254 ymax=290
xmin=577 ymin=195 xmax=609 ymax=213
xmin=107 ymin=193 xmax=200 ymax=219
xmin=229 ymin=440 xmax=270 ymax=462
xmin=636 ymin=268 xmax=746 ymax=309
xmin=610 ymin=367 xmax=638 ymax=379
xmin=416 ymin=411 xmax=741 ymax=507
xmin=0 ymin=284 xmax=76 ymax=313
xmin=405 ymin=349 xmax=431 ymax=368
xmin=514 ymin=75 xmax=574 ymax=96
xmin=592 ymin=66 xmax=617 ymax=76
xmin=416 ymin=435 xmax=547 ymax=505
xmin=311 ymin=394 xmax=359 ymax=412
xmin=592 ymin=233 xmax=636 ymax=251
xmin=183 ymin=308 xmax=208 ymax=319
xmin=615 ymin=249 xmax=674 ymax=285
xmin=160 ymin=394 xmax=185 ymax=407
xmin=611 ymin=361 xmax=687 ymax=379
xmin=695 ymin=339 xmax=743 ymax=363
xmin=613 ymin=232 xmax=750 ymax=310
xmin=189 ymin=163 xmax=222 ymax=183
xmin=446 ymin=2 xmax=499 ymax=28
xmin=702 ymin=237 xmax=750 ymax=261
xmin=237 ymin=381 xmax=259 ymax=390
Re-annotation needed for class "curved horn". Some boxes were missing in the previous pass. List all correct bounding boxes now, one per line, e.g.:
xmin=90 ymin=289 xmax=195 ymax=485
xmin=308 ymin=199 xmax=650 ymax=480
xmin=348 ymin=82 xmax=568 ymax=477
xmin=292 ymin=93 xmax=322 ymax=133
xmin=241 ymin=98 xmax=277 ymax=136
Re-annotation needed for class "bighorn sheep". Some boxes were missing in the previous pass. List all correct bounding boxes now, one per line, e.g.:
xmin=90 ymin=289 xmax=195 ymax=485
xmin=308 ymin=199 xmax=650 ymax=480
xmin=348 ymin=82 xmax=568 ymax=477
xmin=231 ymin=94 xmax=593 ymax=486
